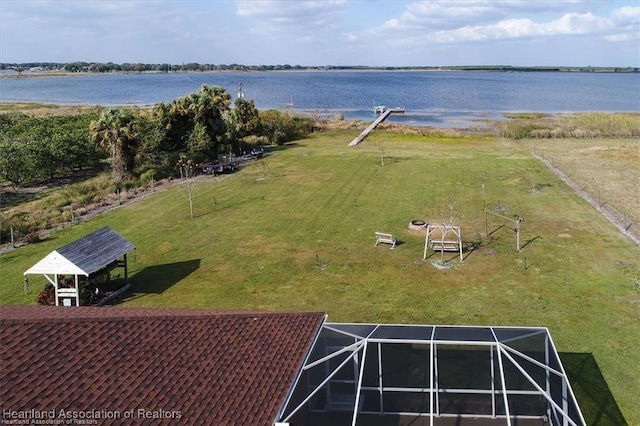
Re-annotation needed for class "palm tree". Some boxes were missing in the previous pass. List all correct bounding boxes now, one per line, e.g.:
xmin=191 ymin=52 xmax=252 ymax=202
xmin=228 ymin=98 xmax=260 ymax=141
xmin=89 ymin=109 xmax=138 ymax=180
xmin=168 ymin=85 xmax=232 ymax=160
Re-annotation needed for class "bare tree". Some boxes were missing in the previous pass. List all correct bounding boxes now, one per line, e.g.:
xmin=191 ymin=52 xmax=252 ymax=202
xmin=437 ymin=199 xmax=459 ymax=263
xmin=177 ymin=157 xmax=201 ymax=218
xmin=526 ymin=166 xmax=539 ymax=193
xmin=373 ymin=138 xmax=386 ymax=166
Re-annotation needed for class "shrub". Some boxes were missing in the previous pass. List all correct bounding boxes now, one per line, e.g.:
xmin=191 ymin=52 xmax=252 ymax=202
xmin=258 ymin=110 xmax=316 ymax=145
xmin=23 ymin=229 xmax=42 ymax=244
xmin=140 ymin=169 xmax=156 ymax=185
xmin=37 ymin=285 xmax=55 ymax=305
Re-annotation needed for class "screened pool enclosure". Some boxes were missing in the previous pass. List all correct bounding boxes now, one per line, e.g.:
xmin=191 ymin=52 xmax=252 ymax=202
xmin=278 ymin=323 xmax=584 ymax=426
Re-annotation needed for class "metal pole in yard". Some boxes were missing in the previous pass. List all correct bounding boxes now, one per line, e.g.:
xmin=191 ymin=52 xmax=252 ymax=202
xmin=485 ymin=209 xmax=488 ymax=239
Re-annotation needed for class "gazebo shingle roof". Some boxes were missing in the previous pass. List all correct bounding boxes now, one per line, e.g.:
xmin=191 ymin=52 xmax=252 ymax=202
xmin=23 ymin=227 xmax=135 ymax=276
xmin=1 ymin=305 xmax=325 ymax=425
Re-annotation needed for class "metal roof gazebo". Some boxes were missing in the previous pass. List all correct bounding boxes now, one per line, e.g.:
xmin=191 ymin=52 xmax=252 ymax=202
xmin=278 ymin=323 xmax=585 ymax=426
xmin=24 ymin=227 xmax=135 ymax=306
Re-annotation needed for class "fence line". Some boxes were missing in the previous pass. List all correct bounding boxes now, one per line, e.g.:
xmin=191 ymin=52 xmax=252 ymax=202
xmin=532 ymin=151 xmax=640 ymax=247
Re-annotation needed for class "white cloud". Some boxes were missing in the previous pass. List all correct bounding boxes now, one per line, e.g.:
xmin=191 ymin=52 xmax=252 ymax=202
xmin=1 ymin=0 xmax=637 ymax=66
xmin=360 ymin=2 xmax=631 ymax=47
xmin=341 ymin=32 xmax=359 ymax=42
xmin=605 ymin=6 xmax=640 ymax=46
xmin=336 ymin=1 xmax=639 ymax=66
xmin=1 ymin=0 xmax=233 ymax=62
xmin=397 ymin=1 xmax=498 ymax=30
xmin=605 ymin=32 xmax=635 ymax=42
xmin=235 ymin=0 xmax=347 ymax=31
xmin=430 ymin=12 xmax=615 ymax=43
xmin=610 ymin=6 xmax=640 ymax=25
xmin=384 ymin=0 xmax=591 ymax=33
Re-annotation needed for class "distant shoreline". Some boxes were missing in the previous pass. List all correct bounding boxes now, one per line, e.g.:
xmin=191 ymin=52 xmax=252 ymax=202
xmin=2 ymin=65 xmax=638 ymax=79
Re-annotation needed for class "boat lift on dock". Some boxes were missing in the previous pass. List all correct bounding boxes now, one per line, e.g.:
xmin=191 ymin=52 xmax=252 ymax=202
xmin=348 ymin=106 xmax=404 ymax=147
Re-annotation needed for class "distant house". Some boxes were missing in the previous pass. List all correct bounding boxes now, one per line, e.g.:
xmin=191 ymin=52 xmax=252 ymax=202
xmin=0 ymin=306 xmax=585 ymax=425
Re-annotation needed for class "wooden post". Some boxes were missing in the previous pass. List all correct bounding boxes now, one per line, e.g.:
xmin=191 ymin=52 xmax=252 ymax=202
xmin=486 ymin=210 xmax=523 ymax=252
xmin=54 ymin=274 xmax=59 ymax=306
xmin=124 ymin=254 xmax=128 ymax=282
xmin=423 ymin=226 xmax=431 ymax=260
xmin=485 ymin=209 xmax=488 ymax=239
xmin=483 ymin=183 xmax=487 ymax=238
xmin=74 ymin=275 xmax=80 ymax=306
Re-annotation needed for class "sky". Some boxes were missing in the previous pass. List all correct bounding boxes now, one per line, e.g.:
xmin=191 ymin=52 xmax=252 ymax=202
xmin=1 ymin=0 xmax=639 ymax=67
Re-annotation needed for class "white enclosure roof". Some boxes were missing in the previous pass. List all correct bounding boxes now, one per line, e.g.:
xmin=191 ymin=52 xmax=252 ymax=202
xmin=24 ymin=227 xmax=135 ymax=277
xmin=280 ymin=323 xmax=585 ymax=426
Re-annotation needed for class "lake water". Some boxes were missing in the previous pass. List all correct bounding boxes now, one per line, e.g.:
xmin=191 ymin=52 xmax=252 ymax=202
xmin=1 ymin=71 xmax=638 ymax=127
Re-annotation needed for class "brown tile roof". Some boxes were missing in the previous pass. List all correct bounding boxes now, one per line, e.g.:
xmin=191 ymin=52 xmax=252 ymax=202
xmin=1 ymin=305 xmax=325 ymax=426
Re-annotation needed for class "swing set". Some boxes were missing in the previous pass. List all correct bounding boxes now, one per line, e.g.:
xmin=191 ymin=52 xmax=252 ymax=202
xmin=423 ymin=224 xmax=464 ymax=262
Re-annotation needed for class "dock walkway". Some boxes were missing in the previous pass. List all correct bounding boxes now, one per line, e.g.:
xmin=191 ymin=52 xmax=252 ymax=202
xmin=348 ymin=108 xmax=403 ymax=147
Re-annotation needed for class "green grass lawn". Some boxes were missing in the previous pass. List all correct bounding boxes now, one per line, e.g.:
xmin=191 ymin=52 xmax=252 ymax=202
xmin=2 ymin=130 xmax=639 ymax=424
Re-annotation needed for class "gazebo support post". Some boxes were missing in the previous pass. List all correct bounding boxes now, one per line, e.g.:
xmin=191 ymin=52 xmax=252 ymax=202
xmin=74 ymin=274 xmax=80 ymax=306
xmin=54 ymin=274 xmax=59 ymax=306
xmin=124 ymin=254 xmax=129 ymax=282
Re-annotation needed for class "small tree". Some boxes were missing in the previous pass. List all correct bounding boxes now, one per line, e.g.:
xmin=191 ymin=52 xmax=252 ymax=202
xmin=435 ymin=199 xmax=458 ymax=263
xmin=177 ymin=157 xmax=200 ymax=219
xmin=526 ymin=166 xmax=539 ymax=193
xmin=0 ymin=137 xmax=40 ymax=186
xmin=373 ymin=138 xmax=387 ymax=166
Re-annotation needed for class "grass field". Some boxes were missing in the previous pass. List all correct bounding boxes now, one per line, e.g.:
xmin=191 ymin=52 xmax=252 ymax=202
xmin=524 ymin=137 xmax=640 ymax=231
xmin=2 ymin=129 xmax=639 ymax=424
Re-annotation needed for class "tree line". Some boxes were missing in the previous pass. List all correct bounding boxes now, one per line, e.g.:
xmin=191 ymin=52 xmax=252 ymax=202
xmin=1 ymin=62 xmax=310 ymax=73
xmin=0 ymin=85 xmax=315 ymax=187
xmin=0 ymin=113 xmax=101 ymax=186
xmin=3 ymin=62 xmax=638 ymax=74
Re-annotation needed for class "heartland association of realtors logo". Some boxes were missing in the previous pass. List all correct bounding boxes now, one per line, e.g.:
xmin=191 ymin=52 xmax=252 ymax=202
xmin=2 ymin=409 xmax=182 ymax=424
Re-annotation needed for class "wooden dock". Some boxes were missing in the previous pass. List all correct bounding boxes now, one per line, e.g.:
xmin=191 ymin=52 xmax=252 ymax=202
xmin=348 ymin=108 xmax=403 ymax=147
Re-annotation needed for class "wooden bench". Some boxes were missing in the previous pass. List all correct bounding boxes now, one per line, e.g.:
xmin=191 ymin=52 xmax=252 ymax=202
xmin=375 ymin=232 xmax=397 ymax=250
xmin=429 ymin=240 xmax=461 ymax=252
